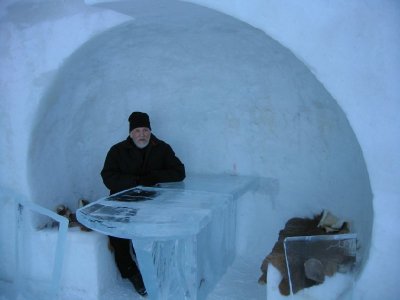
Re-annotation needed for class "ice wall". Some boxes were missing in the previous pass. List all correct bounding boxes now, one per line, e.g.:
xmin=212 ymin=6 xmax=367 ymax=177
xmin=0 ymin=0 xmax=131 ymax=295
xmin=181 ymin=1 xmax=399 ymax=298
xmin=0 ymin=0 xmax=398 ymax=299
xmin=0 ymin=0 xmax=130 ymax=195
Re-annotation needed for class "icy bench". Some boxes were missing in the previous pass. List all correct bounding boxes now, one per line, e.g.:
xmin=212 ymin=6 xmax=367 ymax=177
xmin=1 ymin=189 xmax=119 ymax=300
xmin=0 ymin=190 xmax=68 ymax=300
xmin=77 ymin=174 xmax=259 ymax=300
xmin=10 ymin=226 xmax=117 ymax=300
xmin=44 ymin=228 xmax=118 ymax=300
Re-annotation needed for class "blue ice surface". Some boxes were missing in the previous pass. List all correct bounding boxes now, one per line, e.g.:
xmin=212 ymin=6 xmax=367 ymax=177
xmin=77 ymin=174 xmax=260 ymax=299
xmin=0 ymin=189 xmax=69 ymax=300
xmin=77 ymin=174 xmax=260 ymax=239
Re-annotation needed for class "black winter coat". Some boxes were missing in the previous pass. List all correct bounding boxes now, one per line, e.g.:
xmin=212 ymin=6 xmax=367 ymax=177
xmin=101 ymin=135 xmax=185 ymax=195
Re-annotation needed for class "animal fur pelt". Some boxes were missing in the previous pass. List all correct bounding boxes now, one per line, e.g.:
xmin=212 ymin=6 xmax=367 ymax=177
xmin=258 ymin=210 xmax=350 ymax=295
xmin=55 ymin=199 xmax=92 ymax=231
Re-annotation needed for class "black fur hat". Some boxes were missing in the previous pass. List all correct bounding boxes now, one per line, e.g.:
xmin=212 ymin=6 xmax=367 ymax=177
xmin=129 ymin=112 xmax=151 ymax=132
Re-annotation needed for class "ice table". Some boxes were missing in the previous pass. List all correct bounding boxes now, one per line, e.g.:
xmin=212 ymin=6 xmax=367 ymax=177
xmin=76 ymin=174 xmax=259 ymax=300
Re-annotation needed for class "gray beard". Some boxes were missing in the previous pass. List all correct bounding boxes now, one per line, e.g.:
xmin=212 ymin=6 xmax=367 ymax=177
xmin=133 ymin=140 xmax=149 ymax=149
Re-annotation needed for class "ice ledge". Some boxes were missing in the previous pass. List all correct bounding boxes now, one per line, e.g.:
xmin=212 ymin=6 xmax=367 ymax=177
xmin=157 ymin=173 xmax=263 ymax=199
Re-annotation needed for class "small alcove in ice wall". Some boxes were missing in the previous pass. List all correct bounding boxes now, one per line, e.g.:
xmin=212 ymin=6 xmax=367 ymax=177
xmin=28 ymin=2 xmax=372 ymax=271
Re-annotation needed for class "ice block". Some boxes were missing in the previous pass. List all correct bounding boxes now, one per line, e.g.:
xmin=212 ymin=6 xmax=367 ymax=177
xmin=77 ymin=174 xmax=259 ymax=299
xmin=283 ymin=233 xmax=357 ymax=300
xmin=0 ymin=189 xmax=69 ymax=300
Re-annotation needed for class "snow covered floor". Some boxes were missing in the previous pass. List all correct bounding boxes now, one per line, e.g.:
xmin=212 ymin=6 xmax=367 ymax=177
xmin=99 ymin=256 xmax=266 ymax=300
xmin=207 ymin=256 xmax=266 ymax=300
xmin=98 ymin=278 xmax=145 ymax=300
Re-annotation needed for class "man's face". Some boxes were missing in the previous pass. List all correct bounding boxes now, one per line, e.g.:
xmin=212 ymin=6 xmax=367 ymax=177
xmin=130 ymin=127 xmax=151 ymax=149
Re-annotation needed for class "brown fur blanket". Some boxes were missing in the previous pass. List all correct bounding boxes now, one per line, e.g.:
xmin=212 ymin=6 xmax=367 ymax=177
xmin=258 ymin=211 xmax=350 ymax=295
